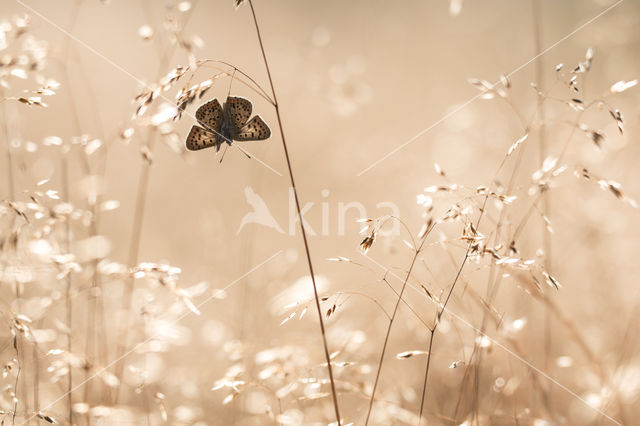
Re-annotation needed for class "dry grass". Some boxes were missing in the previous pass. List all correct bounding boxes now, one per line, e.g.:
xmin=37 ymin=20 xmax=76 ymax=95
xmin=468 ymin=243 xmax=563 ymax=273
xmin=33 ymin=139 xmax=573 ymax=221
xmin=1 ymin=1 xmax=640 ymax=425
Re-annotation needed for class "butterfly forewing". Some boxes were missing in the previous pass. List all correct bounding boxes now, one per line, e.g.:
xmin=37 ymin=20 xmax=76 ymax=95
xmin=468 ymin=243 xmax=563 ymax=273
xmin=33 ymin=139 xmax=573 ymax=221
xmin=196 ymin=99 xmax=223 ymax=132
xmin=226 ymin=96 xmax=253 ymax=131
xmin=234 ymin=115 xmax=271 ymax=141
xmin=186 ymin=125 xmax=220 ymax=151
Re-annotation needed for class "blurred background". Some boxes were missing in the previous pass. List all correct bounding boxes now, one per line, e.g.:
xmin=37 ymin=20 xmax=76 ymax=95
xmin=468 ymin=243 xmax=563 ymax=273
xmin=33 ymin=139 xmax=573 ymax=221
xmin=1 ymin=0 xmax=639 ymax=424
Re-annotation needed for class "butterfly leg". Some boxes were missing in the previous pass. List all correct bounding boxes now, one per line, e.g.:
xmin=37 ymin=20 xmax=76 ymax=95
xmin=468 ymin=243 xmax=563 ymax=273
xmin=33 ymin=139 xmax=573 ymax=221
xmin=219 ymin=145 xmax=229 ymax=163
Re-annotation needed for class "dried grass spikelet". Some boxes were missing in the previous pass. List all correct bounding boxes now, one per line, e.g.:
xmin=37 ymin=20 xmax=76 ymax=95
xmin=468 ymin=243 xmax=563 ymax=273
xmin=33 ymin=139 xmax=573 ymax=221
xmin=507 ymin=133 xmax=528 ymax=156
xmin=578 ymin=123 xmax=606 ymax=150
xmin=175 ymin=77 xmax=214 ymax=117
xmin=154 ymin=392 xmax=168 ymax=421
xmin=357 ymin=217 xmax=382 ymax=254
xmin=468 ymin=75 xmax=509 ymax=100
xmin=529 ymin=156 xmax=567 ymax=196
xmin=359 ymin=233 xmax=375 ymax=254
xmin=608 ymin=109 xmax=624 ymax=135
xmin=132 ymin=261 xmax=206 ymax=316
xmin=0 ymin=14 xmax=58 ymax=108
xmin=35 ymin=412 xmax=57 ymax=424
xmin=575 ymin=167 xmax=638 ymax=208
xmin=133 ymin=65 xmax=190 ymax=118
xmin=396 ymin=350 xmax=428 ymax=359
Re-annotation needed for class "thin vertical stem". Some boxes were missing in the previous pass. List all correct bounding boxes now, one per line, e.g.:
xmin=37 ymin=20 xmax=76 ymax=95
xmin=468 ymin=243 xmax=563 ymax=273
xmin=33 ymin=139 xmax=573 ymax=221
xmin=532 ymin=0 xmax=553 ymax=376
xmin=32 ymin=341 xmax=39 ymax=422
xmin=418 ymin=330 xmax=435 ymax=424
xmin=113 ymin=129 xmax=156 ymax=404
xmin=4 ymin=90 xmax=21 ymax=425
xmin=62 ymin=158 xmax=73 ymax=423
xmin=59 ymin=4 xmax=82 ymax=420
xmin=3 ymin=114 xmax=15 ymax=201
xmin=365 ymin=229 xmax=431 ymax=425
xmin=246 ymin=1 xmax=341 ymax=424
xmin=1 ymin=86 xmax=16 ymax=204
xmin=113 ymin=4 xmax=198 ymax=404
xmin=422 ymin=194 xmax=494 ymax=424
xmin=12 ymin=334 xmax=20 ymax=426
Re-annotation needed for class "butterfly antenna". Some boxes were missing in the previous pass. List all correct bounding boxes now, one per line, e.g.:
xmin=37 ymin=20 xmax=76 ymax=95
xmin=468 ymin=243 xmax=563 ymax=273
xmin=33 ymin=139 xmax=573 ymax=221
xmin=235 ymin=144 xmax=252 ymax=159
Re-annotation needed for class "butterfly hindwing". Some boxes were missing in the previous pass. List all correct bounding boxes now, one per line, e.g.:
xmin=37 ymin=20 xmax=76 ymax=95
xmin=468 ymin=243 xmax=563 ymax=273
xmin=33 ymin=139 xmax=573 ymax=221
xmin=225 ymin=96 xmax=253 ymax=131
xmin=196 ymin=99 xmax=223 ymax=132
xmin=186 ymin=125 xmax=220 ymax=151
xmin=234 ymin=115 xmax=271 ymax=141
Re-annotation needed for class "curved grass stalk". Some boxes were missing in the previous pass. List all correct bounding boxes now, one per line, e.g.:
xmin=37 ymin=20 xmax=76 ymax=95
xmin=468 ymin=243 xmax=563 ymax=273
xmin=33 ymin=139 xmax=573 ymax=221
xmin=196 ymin=59 xmax=275 ymax=104
xmin=246 ymin=1 xmax=341 ymax=423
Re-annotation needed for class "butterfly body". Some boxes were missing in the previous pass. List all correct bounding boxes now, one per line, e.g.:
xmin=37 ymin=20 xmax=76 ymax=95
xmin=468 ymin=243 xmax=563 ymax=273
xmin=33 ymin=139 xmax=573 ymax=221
xmin=218 ymin=106 xmax=236 ymax=147
xmin=186 ymin=96 xmax=271 ymax=152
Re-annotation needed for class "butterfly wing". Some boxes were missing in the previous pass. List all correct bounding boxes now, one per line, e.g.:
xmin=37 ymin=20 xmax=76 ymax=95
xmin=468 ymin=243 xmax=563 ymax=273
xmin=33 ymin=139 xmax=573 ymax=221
xmin=233 ymin=115 xmax=271 ymax=141
xmin=225 ymin=96 xmax=253 ymax=131
xmin=195 ymin=99 xmax=223 ymax=132
xmin=186 ymin=125 xmax=221 ymax=151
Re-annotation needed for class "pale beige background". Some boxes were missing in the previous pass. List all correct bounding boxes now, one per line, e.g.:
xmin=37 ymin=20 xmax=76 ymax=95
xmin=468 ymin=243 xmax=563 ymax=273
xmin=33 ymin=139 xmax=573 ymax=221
xmin=1 ymin=0 xmax=639 ymax=424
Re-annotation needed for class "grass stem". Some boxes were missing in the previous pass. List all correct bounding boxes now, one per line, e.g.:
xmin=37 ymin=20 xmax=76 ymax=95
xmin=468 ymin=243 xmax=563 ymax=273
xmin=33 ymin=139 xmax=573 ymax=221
xmin=246 ymin=1 xmax=341 ymax=423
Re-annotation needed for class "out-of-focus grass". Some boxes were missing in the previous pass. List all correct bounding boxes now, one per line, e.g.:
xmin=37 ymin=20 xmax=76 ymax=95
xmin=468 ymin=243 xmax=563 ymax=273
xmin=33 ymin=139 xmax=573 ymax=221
xmin=1 ymin=1 xmax=639 ymax=425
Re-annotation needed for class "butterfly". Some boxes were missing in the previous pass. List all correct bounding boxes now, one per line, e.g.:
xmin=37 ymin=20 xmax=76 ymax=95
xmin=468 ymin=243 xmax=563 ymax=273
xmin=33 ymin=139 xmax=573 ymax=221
xmin=186 ymin=96 xmax=271 ymax=153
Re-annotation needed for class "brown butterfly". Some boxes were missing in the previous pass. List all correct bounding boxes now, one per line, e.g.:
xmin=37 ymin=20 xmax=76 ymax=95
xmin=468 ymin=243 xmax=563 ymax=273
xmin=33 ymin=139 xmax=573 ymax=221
xmin=186 ymin=96 xmax=271 ymax=152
